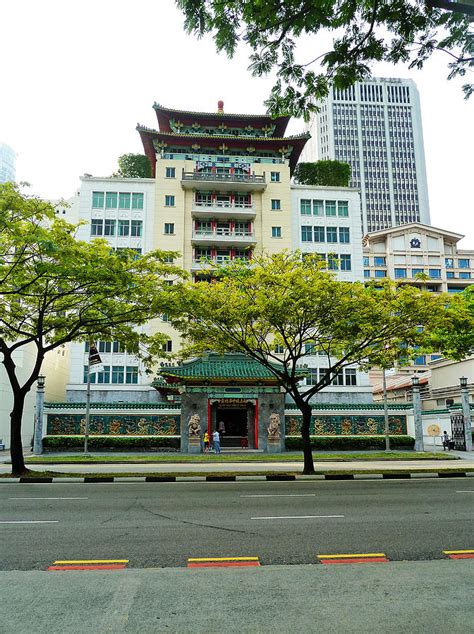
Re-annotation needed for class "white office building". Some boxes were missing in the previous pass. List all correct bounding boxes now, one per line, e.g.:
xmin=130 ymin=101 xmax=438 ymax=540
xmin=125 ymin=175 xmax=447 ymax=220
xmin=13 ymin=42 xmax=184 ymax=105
xmin=309 ymin=78 xmax=430 ymax=234
xmin=291 ymin=184 xmax=372 ymax=403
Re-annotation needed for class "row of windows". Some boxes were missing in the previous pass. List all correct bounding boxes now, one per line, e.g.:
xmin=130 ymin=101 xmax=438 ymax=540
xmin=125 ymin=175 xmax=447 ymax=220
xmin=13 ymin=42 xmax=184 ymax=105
xmin=91 ymin=219 xmax=142 ymax=237
xmin=306 ymin=367 xmax=357 ymax=386
xmin=300 ymin=200 xmax=349 ymax=217
xmin=84 ymin=341 xmax=127 ymax=353
xmin=92 ymin=192 xmax=144 ymax=210
xmin=301 ymin=226 xmax=350 ymax=244
xmin=308 ymin=253 xmax=352 ymax=271
xmin=446 ymin=258 xmax=470 ymax=268
xmin=84 ymin=365 xmax=139 ymax=384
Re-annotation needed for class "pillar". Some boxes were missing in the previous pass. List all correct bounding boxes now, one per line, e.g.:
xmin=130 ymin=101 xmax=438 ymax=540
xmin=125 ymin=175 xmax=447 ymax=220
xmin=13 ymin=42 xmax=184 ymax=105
xmin=411 ymin=375 xmax=424 ymax=452
xmin=460 ymin=377 xmax=473 ymax=452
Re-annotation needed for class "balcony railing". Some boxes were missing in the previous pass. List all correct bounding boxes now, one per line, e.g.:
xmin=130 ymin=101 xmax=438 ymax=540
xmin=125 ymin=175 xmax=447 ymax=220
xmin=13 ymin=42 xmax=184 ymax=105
xmin=192 ymin=200 xmax=256 ymax=218
xmin=191 ymin=256 xmax=251 ymax=270
xmin=194 ymin=201 xmax=254 ymax=209
xmin=192 ymin=229 xmax=256 ymax=245
xmin=182 ymin=171 xmax=265 ymax=184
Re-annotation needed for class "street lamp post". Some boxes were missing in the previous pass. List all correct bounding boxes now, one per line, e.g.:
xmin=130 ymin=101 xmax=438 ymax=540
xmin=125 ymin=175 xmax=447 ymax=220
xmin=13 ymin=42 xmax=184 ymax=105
xmin=412 ymin=375 xmax=424 ymax=452
xmin=33 ymin=375 xmax=46 ymax=455
xmin=460 ymin=377 xmax=472 ymax=452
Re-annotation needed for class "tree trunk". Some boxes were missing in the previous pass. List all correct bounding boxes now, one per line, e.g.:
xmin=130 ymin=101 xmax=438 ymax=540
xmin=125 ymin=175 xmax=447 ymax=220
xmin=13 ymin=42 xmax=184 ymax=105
xmin=10 ymin=391 xmax=28 ymax=475
xmin=300 ymin=401 xmax=315 ymax=474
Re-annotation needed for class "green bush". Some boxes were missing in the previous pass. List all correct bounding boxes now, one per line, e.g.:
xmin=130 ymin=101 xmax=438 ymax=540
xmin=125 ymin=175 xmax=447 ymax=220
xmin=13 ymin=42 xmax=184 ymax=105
xmin=43 ymin=435 xmax=180 ymax=451
xmin=285 ymin=435 xmax=415 ymax=451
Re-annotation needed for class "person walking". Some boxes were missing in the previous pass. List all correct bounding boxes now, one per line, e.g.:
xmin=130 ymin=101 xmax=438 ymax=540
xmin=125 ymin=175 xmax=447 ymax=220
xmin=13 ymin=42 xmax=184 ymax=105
xmin=203 ymin=430 xmax=210 ymax=454
xmin=213 ymin=429 xmax=221 ymax=454
xmin=442 ymin=430 xmax=450 ymax=451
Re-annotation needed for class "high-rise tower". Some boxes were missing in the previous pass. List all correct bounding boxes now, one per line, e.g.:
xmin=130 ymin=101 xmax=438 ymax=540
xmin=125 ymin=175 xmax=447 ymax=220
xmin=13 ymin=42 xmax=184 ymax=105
xmin=0 ymin=143 xmax=17 ymax=183
xmin=311 ymin=78 xmax=430 ymax=234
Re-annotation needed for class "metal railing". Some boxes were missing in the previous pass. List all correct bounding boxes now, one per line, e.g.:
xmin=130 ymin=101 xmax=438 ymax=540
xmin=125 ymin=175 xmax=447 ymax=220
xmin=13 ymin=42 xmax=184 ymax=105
xmin=182 ymin=171 xmax=265 ymax=184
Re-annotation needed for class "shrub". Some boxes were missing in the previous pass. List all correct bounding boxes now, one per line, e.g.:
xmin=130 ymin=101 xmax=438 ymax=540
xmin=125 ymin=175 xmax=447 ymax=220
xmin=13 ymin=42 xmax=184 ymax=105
xmin=42 ymin=435 xmax=180 ymax=451
xmin=285 ymin=435 xmax=415 ymax=451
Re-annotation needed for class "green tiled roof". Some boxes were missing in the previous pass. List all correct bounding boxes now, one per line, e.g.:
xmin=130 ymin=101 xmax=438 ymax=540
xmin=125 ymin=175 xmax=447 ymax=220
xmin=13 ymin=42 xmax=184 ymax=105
xmin=159 ymin=353 xmax=284 ymax=382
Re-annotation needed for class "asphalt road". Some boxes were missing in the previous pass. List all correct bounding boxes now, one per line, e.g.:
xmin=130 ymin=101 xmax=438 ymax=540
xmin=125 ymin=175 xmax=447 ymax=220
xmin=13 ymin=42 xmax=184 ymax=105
xmin=1 ymin=479 xmax=473 ymax=571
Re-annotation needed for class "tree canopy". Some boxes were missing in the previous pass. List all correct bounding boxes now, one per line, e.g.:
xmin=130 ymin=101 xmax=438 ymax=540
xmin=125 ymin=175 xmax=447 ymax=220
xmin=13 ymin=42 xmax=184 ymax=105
xmin=293 ymin=161 xmax=351 ymax=187
xmin=177 ymin=0 xmax=473 ymax=117
xmin=0 ymin=183 xmax=182 ymax=474
xmin=117 ymin=153 xmax=152 ymax=178
xmin=169 ymin=252 xmax=461 ymax=473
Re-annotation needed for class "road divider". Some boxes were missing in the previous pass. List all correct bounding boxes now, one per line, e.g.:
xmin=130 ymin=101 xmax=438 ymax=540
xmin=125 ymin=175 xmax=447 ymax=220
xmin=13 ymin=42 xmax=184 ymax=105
xmin=317 ymin=553 xmax=390 ymax=565
xmin=443 ymin=550 xmax=474 ymax=560
xmin=187 ymin=556 xmax=260 ymax=568
xmin=48 ymin=559 xmax=129 ymax=571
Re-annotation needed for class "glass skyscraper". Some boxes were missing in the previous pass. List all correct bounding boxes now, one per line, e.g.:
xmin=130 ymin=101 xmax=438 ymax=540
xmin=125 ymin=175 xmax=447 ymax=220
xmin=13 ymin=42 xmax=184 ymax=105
xmin=0 ymin=143 xmax=17 ymax=183
xmin=311 ymin=78 xmax=430 ymax=234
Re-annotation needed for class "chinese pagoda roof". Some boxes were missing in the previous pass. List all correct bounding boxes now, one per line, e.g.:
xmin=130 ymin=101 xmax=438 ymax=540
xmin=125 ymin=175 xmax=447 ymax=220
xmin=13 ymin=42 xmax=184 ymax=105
xmin=158 ymin=353 xmax=285 ymax=385
xmin=136 ymin=126 xmax=310 ymax=175
xmin=153 ymin=102 xmax=291 ymax=137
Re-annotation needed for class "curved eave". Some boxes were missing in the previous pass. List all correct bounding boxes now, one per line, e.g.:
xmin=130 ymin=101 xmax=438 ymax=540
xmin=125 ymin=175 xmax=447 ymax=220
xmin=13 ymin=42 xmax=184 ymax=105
xmin=153 ymin=103 xmax=291 ymax=137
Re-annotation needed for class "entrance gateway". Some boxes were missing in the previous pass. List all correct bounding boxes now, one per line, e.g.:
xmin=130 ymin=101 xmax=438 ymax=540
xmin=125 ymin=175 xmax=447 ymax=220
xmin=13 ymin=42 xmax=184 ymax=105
xmin=156 ymin=353 xmax=288 ymax=453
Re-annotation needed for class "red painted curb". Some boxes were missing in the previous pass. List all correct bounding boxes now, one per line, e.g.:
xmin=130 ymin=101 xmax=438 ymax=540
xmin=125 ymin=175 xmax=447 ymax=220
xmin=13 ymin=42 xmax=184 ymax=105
xmin=447 ymin=554 xmax=474 ymax=560
xmin=187 ymin=561 xmax=260 ymax=568
xmin=48 ymin=564 xmax=126 ymax=571
xmin=319 ymin=557 xmax=389 ymax=565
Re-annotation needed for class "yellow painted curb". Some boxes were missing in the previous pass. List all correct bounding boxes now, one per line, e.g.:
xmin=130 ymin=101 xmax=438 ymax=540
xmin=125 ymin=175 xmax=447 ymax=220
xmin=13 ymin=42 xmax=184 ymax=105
xmin=442 ymin=550 xmax=474 ymax=555
xmin=317 ymin=553 xmax=386 ymax=559
xmin=53 ymin=560 xmax=129 ymax=564
xmin=188 ymin=557 xmax=259 ymax=562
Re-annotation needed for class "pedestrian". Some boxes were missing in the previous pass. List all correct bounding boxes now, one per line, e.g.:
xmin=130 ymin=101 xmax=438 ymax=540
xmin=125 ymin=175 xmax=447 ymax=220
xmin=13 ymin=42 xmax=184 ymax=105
xmin=203 ymin=430 xmax=210 ymax=454
xmin=442 ymin=430 xmax=450 ymax=451
xmin=213 ymin=429 xmax=221 ymax=454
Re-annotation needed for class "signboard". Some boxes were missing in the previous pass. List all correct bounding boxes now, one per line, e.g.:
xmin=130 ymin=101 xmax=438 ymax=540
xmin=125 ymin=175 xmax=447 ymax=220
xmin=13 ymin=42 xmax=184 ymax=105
xmin=427 ymin=424 xmax=441 ymax=437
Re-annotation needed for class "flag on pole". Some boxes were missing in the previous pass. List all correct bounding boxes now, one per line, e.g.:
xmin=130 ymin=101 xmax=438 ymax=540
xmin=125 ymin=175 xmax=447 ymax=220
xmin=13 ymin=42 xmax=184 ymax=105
xmin=88 ymin=343 xmax=104 ymax=374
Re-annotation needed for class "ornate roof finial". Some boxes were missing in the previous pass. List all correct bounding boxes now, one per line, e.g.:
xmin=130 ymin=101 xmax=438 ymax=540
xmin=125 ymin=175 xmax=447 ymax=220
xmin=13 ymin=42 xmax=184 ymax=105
xmin=217 ymin=100 xmax=224 ymax=114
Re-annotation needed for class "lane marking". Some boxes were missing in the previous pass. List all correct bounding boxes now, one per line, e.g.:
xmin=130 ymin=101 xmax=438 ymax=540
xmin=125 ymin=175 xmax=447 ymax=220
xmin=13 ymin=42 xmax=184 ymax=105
xmin=318 ymin=553 xmax=386 ymax=559
xmin=0 ymin=520 xmax=59 ymax=524
xmin=188 ymin=557 xmax=259 ymax=562
xmin=240 ymin=494 xmax=316 ymax=498
xmin=456 ymin=491 xmax=474 ymax=493
xmin=251 ymin=515 xmax=344 ymax=520
xmin=8 ymin=497 xmax=88 ymax=500
xmin=54 ymin=559 xmax=129 ymax=564
xmin=188 ymin=561 xmax=260 ymax=568
xmin=48 ymin=564 xmax=126 ymax=571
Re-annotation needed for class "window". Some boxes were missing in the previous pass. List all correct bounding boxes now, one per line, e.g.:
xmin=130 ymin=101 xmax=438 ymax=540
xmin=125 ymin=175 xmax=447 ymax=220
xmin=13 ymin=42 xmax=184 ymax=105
xmin=271 ymin=199 xmax=281 ymax=210
xmin=125 ymin=366 xmax=139 ymax=384
xmin=337 ymin=201 xmax=349 ymax=217
xmin=162 ymin=313 xmax=170 ymax=322
xmin=306 ymin=369 xmax=319 ymax=385
xmin=92 ymin=191 xmax=104 ymax=208
xmin=164 ymin=223 xmax=175 ymax=234
xmin=374 ymin=256 xmax=386 ymax=266
xmin=304 ymin=343 xmax=316 ymax=355
xmin=119 ymin=193 xmax=131 ymax=209
xmin=325 ymin=200 xmax=336 ymax=216
xmin=83 ymin=366 xmax=96 ymax=383
xmin=97 ymin=365 xmax=110 ymax=384
xmin=332 ymin=371 xmax=344 ymax=386
xmin=105 ymin=192 xmax=118 ymax=209
xmin=445 ymin=258 xmax=454 ymax=269
xmin=339 ymin=227 xmax=350 ymax=243
xmin=162 ymin=254 xmax=174 ymax=263
xmin=272 ymin=226 xmax=282 ymax=238
xmin=270 ymin=171 xmax=280 ymax=182
xmin=165 ymin=195 xmax=175 ymax=207
xmin=429 ymin=269 xmax=441 ymax=279
xmin=112 ymin=366 xmax=124 ymax=384
xmin=166 ymin=167 xmax=176 ymax=178
xmin=319 ymin=368 xmax=330 ymax=384
xmin=458 ymin=258 xmax=470 ymax=268
xmin=314 ymin=226 xmax=325 ymax=242
xmin=459 ymin=271 xmax=471 ymax=279
xmin=340 ymin=254 xmax=351 ymax=271
xmin=162 ymin=340 xmax=173 ymax=353
xmin=274 ymin=344 xmax=284 ymax=354
xmin=374 ymin=270 xmax=386 ymax=278
xmin=98 ymin=341 xmax=111 ymax=353
xmin=414 ymin=355 xmax=426 ymax=365
xmin=104 ymin=219 xmax=116 ymax=236
xmin=112 ymin=341 xmax=124 ymax=353
xmin=394 ymin=268 xmax=407 ymax=279
xmin=364 ymin=269 xmax=371 ymax=278
xmin=301 ymin=226 xmax=312 ymax=242
xmin=91 ymin=219 xmax=103 ymax=236
xmin=326 ymin=227 xmax=338 ymax=243
xmin=132 ymin=193 xmax=144 ymax=210
xmin=328 ymin=254 xmax=338 ymax=270
xmin=131 ymin=220 xmax=142 ymax=237
xmin=313 ymin=200 xmax=324 ymax=216
xmin=345 ymin=368 xmax=357 ymax=386
xmin=300 ymin=199 xmax=311 ymax=215
xmin=118 ymin=220 xmax=130 ymax=236
xmin=446 ymin=271 xmax=455 ymax=279
xmin=363 ymin=256 xmax=370 ymax=267
xmin=412 ymin=268 xmax=424 ymax=277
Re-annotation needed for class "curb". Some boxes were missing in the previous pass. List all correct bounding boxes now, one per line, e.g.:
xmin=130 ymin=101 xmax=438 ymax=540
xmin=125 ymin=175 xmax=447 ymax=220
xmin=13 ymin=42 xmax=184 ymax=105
xmin=2 ymin=472 xmax=473 ymax=484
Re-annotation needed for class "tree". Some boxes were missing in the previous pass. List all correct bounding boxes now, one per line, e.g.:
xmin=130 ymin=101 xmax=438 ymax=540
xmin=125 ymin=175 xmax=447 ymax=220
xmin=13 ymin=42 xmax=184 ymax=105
xmin=117 ymin=154 xmax=152 ymax=178
xmin=0 ymin=183 xmax=182 ymax=474
xmin=170 ymin=252 xmax=458 ymax=473
xmin=424 ymin=286 xmax=474 ymax=359
xmin=176 ymin=0 xmax=473 ymax=117
xmin=293 ymin=161 xmax=351 ymax=187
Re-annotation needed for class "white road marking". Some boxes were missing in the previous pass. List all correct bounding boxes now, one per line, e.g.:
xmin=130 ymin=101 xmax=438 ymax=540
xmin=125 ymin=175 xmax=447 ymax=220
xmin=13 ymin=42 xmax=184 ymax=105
xmin=243 ymin=493 xmax=318 ymax=497
xmin=8 ymin=497 xmax=88 ymax=500
xmin=0 ymin=520 xmax=59 ymax=524
xmin=456 ymin=491 xmax=474 ymax=493
xmin=251 ymin=515 xmax=344 ymax=520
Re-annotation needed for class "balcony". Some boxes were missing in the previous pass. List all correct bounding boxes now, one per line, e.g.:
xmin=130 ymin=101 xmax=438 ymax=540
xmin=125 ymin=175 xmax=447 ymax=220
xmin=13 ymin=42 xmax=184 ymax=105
xmin=182 ymin=170 xmax=266 ymax=192
xmin=191 ymin=256 xmax=251 ymax=271
xmin=192 ymin=201 xmax=256 ymax=220
xmin=192 ymin=229 xmax=256 ymax=247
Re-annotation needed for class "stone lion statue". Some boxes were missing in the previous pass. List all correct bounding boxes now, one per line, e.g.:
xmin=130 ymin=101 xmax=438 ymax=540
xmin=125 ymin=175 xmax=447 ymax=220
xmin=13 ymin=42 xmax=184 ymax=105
xmin=188 ymin=414 xmax=201 ymax=437
xmin=267 ymin=412 xmax=281 ymax=439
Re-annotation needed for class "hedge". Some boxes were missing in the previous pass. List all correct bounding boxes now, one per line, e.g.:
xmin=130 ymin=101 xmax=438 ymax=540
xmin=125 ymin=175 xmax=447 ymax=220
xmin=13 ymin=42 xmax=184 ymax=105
xmin=285 ymin=435 xmax=415 ymax=451
xmin=42 ymin=435 xmax=180 ymax=451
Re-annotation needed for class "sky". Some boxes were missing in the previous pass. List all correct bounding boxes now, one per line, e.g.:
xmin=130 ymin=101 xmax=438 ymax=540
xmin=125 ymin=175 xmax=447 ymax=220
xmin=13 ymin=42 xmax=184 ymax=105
xmin=1 ymin=0 xmax=473 ymax=246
